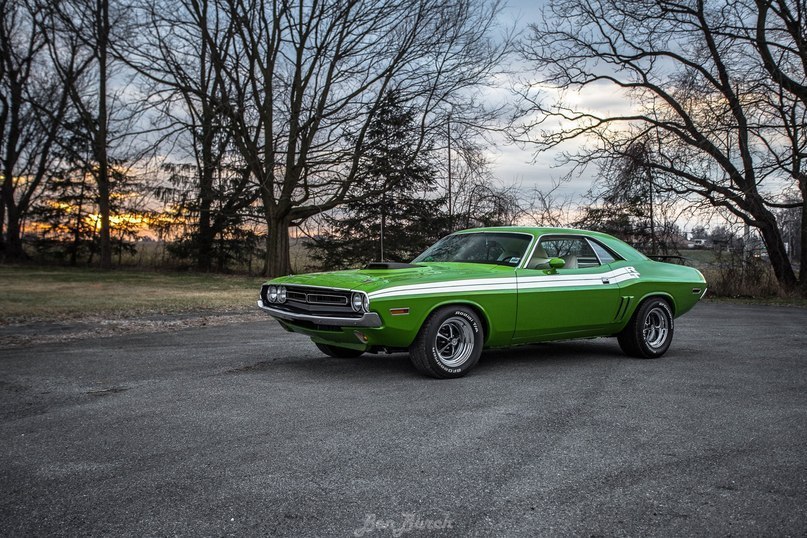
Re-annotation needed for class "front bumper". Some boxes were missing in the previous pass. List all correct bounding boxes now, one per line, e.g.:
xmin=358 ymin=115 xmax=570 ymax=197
xmin=257 ymin=300 xmax=383 ymax=328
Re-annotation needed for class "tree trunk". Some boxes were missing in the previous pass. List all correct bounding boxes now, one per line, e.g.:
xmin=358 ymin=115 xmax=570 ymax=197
xmin=95 ymin=0 xmax=112 ymax=270
xmin=196 ymin=125 xmax=215 ymax=271
xmin=1 ymin=168 xmax=26 ymax=260
xmin=3 ymin=208 xmax=25 ymax=260
xmin=800 ymin=193 xmax=807 ymax=296
xmin=1 ymin=153 xmax=24 ymax=259
xmin=197 ymin=202 xmax=214 ymax=271
xmin=261 ymin=233 xmax=269 ymax=276
xmin=264 ymin=213 xmax=292 ymax=277
xmin=0 ymin=195 xmax=5 ymax=254
xmin=70 ymin=177 xmax=87 ymax=266
xmin=87 ymin=218 xmax=98 ymax=266
xmin=217 ymin=230 xmax=225 ymax=272
xmin=757 ymin=214 xmax=798 ymax=291
xmin=97 ymin=170 xmax=112 ymax=268
xmin=1 ymin=77 xmax=22 ymax=260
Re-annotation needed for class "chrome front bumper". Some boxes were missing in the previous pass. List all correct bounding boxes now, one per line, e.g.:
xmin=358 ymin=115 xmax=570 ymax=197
xmin=257 ymin=301 xmax=382 ymax=328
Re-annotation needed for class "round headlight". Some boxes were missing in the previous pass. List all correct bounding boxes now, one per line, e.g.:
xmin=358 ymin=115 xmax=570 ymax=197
xmin=278 ymin=286 xmax=287 ymax=303
xmin=351 ymin=292 xmax=365 ymax=312
xmin=362 ymin=294 xmax=370 ymax=312
xmin=268 ymin=286 xmax=278 ymax=303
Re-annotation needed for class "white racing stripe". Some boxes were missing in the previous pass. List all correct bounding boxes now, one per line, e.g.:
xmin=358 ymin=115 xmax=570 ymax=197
xmin=371 ymin=283 xmax=516 ymax=300
xmin=367 ymin=266 xmax=641 ymax=299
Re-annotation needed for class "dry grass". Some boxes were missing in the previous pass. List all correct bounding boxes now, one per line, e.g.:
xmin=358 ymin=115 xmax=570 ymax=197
xmin=109 ymin=237 xmax=319 ymax=274
xmin=698 ymin=252 xmax=782 ymax=298
xmin=0 ymin=265 xmax=265 ymax=323
xmin=675 ymin=249 xmax=807 ymax=304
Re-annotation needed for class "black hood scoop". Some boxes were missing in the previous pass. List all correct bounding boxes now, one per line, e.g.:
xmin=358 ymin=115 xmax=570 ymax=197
xmin=364 ymin=262 xmax=420 ymax=270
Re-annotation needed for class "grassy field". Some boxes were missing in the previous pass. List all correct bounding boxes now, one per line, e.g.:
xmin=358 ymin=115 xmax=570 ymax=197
xmin=107 ymin=237 xmax=318 ymax=274
xmin=676 ymin=248 xmax=719 ymax=266
xmin=0 ymin=266 xmax=264 ymax=323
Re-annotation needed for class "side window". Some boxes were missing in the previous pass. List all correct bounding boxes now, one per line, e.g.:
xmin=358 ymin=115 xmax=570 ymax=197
xmin=587 ymin=239 xmax=620 ymax=264
xmin=536 ymin=237 xmax=601 ymax=269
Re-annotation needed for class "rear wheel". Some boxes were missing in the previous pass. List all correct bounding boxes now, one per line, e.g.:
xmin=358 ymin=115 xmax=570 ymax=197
xmin=315 ymin=343 xmax=364 ymax=358
xmin=409 ymin=306 xmax=483 ymax=378
xmin=618 ymin=298 xmax=674 ymax=358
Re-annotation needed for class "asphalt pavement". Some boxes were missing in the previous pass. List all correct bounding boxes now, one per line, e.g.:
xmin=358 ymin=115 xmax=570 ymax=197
xmin=1 ymin=302 xmax=805 ymax=536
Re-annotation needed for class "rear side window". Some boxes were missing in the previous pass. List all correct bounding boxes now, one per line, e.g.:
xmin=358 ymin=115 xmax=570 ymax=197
xmin=587 ymin=239 xmax=620 ymax=264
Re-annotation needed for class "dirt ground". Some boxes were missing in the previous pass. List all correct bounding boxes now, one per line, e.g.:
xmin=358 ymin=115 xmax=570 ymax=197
xmin=0 ymin=309 xmax=265 ymax=348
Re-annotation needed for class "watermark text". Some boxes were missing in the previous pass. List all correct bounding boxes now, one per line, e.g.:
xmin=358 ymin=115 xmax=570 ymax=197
xmin=354 ymin=513 xmax=454 ymax=537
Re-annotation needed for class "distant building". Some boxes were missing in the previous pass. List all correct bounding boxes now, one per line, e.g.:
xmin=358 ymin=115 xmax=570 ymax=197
xmin=686 ymin=238 xmax=711 ymax=249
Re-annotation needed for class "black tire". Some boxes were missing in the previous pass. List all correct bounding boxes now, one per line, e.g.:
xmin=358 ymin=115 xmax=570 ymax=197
xmin=618 ymin=297 xmax=674 ymax=359
xmin=409 ymin=305 xmax=484 ymax=378
xmin=315 ymin=343 xmax=364 ymax=358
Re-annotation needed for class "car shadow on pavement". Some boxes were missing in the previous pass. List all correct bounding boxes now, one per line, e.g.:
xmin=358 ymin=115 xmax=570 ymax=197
xmin=228 ymin=350 xmax=419 ymax=378
xmin=477 ymin=338 xmax=627 ymax=370
xmin=247 ymin=337 xmax=630 ymax=379
xmin=294 ymin=352 xmax=418 ymax=378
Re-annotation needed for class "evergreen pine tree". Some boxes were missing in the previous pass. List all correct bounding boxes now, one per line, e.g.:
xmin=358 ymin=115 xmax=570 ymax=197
xmin=312 ymin=91 xmax=448 ymax=268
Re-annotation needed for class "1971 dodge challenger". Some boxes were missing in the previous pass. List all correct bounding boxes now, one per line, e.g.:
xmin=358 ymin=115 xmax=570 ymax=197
xmin=258 ymin=227 xmax=707 ymax=378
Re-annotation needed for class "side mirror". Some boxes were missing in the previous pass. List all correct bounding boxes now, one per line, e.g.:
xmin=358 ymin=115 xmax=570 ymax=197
xmin=548 ymin=257 xmax=566 ymax=270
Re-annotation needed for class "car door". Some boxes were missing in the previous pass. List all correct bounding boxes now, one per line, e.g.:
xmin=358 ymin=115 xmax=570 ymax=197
xmin=513 ymin=235 xmax=623 ymax=342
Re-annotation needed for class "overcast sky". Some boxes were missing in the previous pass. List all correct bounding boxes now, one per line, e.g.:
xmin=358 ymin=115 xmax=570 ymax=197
xmin=486 ymin=0 xmax=599 ymax=201
xmin=490 ymin=1 xmax=775 ymax=234
xmin=488 ymin=0 xmax=651 ymax=202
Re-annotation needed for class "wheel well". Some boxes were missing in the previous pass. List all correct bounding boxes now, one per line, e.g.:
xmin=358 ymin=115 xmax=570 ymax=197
xmin=427 ymin=301 xmax=491 ymax=343
xmin=637 ymin=293 xmax=676 ymax=317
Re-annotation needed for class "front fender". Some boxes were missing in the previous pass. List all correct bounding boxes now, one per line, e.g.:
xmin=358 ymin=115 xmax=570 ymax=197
xmin=368 ymin=291 xmax=517 ymax=349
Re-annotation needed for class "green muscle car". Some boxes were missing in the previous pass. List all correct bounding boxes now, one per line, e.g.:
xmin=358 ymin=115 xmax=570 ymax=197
xmin=258 ymin=227 xmax=707 ymax=378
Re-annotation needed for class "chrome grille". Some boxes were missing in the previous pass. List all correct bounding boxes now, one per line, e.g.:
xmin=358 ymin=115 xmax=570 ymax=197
xmin=286 ymin=290 xmax=348 ymax=306
xmin=306 ymin=294 xmax=349 ymax=306
xmin=269 ymin=285 xmax=356 ymax=318
xmin=286 ymin=290 xmax=307 ymax=302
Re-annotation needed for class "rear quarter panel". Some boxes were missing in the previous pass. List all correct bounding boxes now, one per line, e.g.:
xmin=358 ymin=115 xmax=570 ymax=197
xmin=612 ymin=259 xmax=706 ymax=329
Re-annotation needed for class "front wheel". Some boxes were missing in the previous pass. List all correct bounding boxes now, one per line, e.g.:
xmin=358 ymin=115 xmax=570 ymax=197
xmin=315 ymin=343 xmax=364 ymax=358
xmin=409 ymin=306 xmax=484 ymax=378
xmin=618 ymin=298 xmax=674 ymax=358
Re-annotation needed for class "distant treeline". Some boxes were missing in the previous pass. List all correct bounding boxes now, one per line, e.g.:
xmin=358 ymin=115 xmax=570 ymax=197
xmin=1 ymin=0 xmax=804 ymax=294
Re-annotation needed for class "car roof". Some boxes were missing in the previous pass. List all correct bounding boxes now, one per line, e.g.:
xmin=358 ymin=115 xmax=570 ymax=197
xmin=454 ymin=226 xmax=649 ymax=261
xmin=455 ymin=226 xmax=608 ymax=239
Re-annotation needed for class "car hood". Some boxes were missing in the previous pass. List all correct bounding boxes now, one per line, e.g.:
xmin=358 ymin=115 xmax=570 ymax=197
xmin=268 ymin=262 xmax=515 ymax=295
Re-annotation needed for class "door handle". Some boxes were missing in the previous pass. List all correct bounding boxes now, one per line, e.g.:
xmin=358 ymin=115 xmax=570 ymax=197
xmin=601 ymin=277 xmax=610 ymax=284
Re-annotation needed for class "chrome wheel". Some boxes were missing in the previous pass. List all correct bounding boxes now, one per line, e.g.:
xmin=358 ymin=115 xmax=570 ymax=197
xmin=410 ymin=306 xmax=484 ymax=378
xmin=643 ymin=306 xmax=670 ymax=349
xmin=434 ymin=316 xmax=475 ymax=368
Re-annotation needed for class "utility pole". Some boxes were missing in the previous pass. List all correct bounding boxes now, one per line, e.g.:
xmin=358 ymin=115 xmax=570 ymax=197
xmin=380 ymin=190 xmax=385 ymax=262
xmin=646 ymin=165 xmax=656 ymax=255
xmin=447 ymin=113 xmax=452 ymax=232
xmin=380 ymin=117 xmax=390 ymax=262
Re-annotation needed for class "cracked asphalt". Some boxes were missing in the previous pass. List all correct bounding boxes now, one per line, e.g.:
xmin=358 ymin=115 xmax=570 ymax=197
xmin=1 ymin=302 xmax=805 ymax=536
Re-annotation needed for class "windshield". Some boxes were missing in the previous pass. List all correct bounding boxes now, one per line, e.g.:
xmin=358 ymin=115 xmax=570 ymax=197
xmin=412 ymin=232 xmax=532 ymax=267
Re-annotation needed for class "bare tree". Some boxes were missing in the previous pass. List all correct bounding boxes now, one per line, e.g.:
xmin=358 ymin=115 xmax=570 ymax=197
xmin=755 ymin=0 xmax=807 ymax=108
xmin=514 ymin=0 xmax=806 ymax=293
xmin=442 ymin=141 xmax=524 ymax=229
xmin=575 ymin=141 xmax=687 ymax=254
xmin=123 ymin=0 xmax=259 ymax=271
xmin=131 ymin=0 xmax=510 ymax=277
xmin=523 ymin=178 xmax=573 ymax=228
xmin=44 ymin=0 xmax=139 ymax=269
xmin=0 ymin=0 xmax=80 ymax=260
